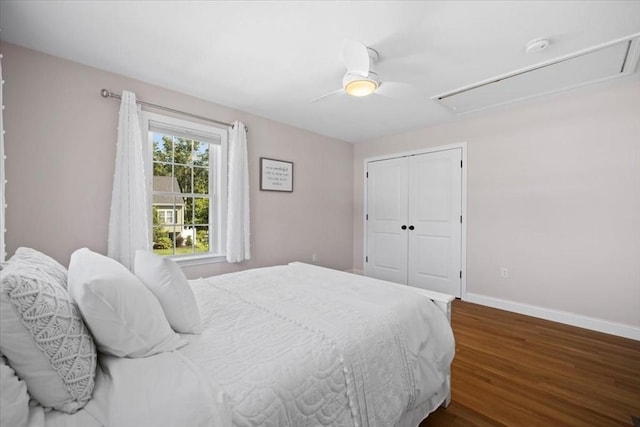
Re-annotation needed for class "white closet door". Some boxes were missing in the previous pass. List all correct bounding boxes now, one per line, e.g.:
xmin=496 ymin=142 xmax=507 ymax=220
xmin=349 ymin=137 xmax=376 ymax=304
xmin=365 ymin=157 xmax=408 ymax=284
xmin=407 ymin=149 xmax=462 ymax=296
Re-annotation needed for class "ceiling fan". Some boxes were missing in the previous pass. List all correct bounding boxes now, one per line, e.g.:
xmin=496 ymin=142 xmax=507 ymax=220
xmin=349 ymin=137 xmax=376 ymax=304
xmin=311 ymin=38 xmax=422 ymax=103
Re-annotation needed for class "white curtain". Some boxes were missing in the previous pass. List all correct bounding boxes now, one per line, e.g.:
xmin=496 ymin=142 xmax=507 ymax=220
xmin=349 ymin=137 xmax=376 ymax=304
xmin=107 ymin=91 xmax=149 ymax=270
xmin=226 ymin=121 xmax=250 ymax=263
xmin=0 ymin=56 xmax=5 ymax=262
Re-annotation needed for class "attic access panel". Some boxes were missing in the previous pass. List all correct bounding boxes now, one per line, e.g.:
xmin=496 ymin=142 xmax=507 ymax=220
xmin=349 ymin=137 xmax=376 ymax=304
xmin=434 ymin=37 xmax=640 ymax=114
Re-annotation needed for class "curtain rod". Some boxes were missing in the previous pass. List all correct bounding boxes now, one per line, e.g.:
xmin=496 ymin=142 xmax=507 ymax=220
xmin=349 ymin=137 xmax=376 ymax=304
xmin=100 ymin=89 xmax=245 ymax=131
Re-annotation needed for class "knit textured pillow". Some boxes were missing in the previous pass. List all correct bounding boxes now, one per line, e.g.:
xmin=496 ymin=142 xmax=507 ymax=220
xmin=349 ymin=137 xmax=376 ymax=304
xmin=8 ymin=247 xmax=68 ymax=287
xmin=0 ymin=249 xmax=96 ymax=413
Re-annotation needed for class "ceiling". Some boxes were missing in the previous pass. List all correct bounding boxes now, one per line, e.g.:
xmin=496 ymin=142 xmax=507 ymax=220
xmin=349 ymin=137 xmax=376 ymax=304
xmin=1 ymin=1 xmax=639 ymax=143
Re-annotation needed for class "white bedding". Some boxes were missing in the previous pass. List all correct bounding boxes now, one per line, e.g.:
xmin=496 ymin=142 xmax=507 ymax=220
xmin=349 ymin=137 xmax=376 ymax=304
xmin=38 ymin=262 xmax=454 ymax=427
xmin=181 ymin=262 xmax=455 ymax=427
xmin=38 ymin=351 xmax=229 ymax=427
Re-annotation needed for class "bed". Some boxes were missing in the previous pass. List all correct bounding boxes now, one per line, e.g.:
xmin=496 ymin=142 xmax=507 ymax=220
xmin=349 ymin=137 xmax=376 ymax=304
xmin=1 ymin=248 xmax=455 ymax=427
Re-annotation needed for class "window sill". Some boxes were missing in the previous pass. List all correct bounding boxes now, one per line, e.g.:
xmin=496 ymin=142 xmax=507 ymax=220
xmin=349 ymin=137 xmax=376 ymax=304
xmin=169 ymin=253 xmax=227 ymax=267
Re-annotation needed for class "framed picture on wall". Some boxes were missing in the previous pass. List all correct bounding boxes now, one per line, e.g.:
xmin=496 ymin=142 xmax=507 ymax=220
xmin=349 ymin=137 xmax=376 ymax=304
xmin=260 ymin=158 xmax=294 ymax=192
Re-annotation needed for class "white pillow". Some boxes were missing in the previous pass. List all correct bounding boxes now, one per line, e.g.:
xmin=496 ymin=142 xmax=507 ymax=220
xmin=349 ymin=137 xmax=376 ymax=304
xmin=0 ymin=249 xmax=96 ymax=413
xmin=0 ymin=355 xmax=30 ymax=427
xmin=134 ymin=250 xmax=202 ymax=334
xmin=67 ymin=248 xmax=186 ymax=357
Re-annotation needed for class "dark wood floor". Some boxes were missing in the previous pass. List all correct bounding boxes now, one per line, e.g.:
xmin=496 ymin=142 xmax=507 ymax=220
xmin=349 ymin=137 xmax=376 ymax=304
xmin=420 ymin=300 xmax=640 ymax=427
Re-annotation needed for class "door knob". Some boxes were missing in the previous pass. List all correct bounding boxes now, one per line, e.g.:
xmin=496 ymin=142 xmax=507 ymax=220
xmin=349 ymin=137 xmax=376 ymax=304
xmin=401 ymin=225 xmax=407 ymax=230
xmin=408 ymin=225 xmax=415 ymax=230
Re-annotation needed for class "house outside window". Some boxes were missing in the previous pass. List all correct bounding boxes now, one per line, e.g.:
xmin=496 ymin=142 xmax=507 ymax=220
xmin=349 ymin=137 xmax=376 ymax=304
xmin=142 ymin=112 xmax=228 ymax=264
xmin=153 ymin=180 xmax=181 ymax=227
xmin=155 ymin=207 xmax=176 ymax=225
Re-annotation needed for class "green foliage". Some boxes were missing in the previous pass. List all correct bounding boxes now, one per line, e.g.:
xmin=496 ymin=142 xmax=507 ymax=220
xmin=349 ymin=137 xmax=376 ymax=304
xmin=185 ymin=235 xmax=193 ymax=247
xmin=193 ymin=198 xmax=209 ymax=225
xmin=196 ymin=229 xmax=208 ymax=246
xmin=153 ymin=237 xmax=172 ymax=250
xmin=151 ymin=207 xmax=170 ymax=246
xmin=152 ymin=208 xmax=161 ymax=230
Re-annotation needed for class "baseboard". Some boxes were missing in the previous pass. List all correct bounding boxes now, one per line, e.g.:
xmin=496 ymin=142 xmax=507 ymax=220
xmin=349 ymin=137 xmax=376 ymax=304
xmin=465 ymin=293 xmax=640 ymax=341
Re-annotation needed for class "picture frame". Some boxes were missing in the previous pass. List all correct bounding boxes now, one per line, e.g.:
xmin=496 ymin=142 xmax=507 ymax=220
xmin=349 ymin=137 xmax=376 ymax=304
xmin=260 ymin=157 xmax=294 ymax=192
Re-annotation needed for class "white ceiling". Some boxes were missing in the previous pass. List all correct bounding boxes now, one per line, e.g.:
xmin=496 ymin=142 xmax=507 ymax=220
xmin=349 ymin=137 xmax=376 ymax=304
xmin=1 ymin=1 xmax=639 ymax=143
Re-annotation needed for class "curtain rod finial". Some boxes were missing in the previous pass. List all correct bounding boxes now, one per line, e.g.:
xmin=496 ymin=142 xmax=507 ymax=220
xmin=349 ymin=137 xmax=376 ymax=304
xmin=100 ymin=89 xmax=110 ymax=98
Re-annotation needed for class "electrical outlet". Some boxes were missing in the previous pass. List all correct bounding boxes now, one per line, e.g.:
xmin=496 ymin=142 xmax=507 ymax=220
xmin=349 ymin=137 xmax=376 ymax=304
xmin=500 ymin=267 xmax=509 ymax=278
xmin=312 ymin=253 xmax=318 ymax=264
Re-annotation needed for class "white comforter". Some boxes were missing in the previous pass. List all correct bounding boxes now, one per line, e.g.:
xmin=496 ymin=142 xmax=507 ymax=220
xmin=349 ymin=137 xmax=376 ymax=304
xmin=37 ymin=351 xmax=230 ymax=427
xmin=181 ymin=263 xmax=455 ymax=427
xmin=38 ymin=263 xmax=454 ymax=427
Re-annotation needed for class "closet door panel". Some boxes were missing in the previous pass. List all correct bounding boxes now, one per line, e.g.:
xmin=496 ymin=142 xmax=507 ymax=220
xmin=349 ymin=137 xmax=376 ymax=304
xmin=408 ymin=149 xmax=462 ymax=296
xmin=365 ymin=157 xmax=408 ymax=284
xmin=415 ymin=234 xmax=450 ymax=279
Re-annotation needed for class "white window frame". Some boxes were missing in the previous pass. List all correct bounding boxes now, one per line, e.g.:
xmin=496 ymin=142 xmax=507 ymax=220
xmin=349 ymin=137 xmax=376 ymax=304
xmin=142 ymin=112 xmax=228 ymax=266
xmin=156 ymin=208 xmax=175 ymax=224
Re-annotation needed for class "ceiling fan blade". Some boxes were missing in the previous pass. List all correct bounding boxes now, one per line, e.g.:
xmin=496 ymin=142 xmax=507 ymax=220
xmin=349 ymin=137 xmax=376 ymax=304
xmin=375 ymin=81 xmax=424 ymax=99
xmin=310 ymin=88 xmax=345 ymax=103
xmin=342 ymin=39 xmax=370 ymax=76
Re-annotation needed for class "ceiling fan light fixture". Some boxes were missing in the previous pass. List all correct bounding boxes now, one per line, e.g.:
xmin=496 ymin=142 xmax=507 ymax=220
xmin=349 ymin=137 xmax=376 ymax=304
xmin=345 ymin=79 xmax=378 ymax=97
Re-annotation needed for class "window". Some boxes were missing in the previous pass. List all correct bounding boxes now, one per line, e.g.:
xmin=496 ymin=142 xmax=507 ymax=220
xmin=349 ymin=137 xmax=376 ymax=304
xmin=142 ymin=112 xmax=228 ymax=263
xmin=156 ymin=209 xmax=175 ymax=224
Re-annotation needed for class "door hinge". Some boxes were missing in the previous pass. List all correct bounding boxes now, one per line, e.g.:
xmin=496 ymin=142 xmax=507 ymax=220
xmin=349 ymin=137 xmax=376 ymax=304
xmin=460 ymin=160 xmax=463 ymax=168
xmin=459 ymin=271 xmax=462 ymax=279
xmin=366 ymin=172 xmax=368 ymax=178
xmin=366 ymin=256 xmax=368 ymax=263
xmin=366 ymin=214 xmax=368 ymax=220
xmin=460 ymin=215 xmax=462 ymax=223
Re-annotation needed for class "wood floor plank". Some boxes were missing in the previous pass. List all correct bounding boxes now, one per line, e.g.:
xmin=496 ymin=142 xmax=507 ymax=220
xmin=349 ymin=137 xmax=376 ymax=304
xmin=420 ymin=300 xmax=640 ymax=426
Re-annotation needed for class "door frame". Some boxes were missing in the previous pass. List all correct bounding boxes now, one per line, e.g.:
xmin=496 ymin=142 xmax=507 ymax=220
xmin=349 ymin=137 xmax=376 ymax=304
xmin=363 ymin=142 xmax=468 ymax=300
